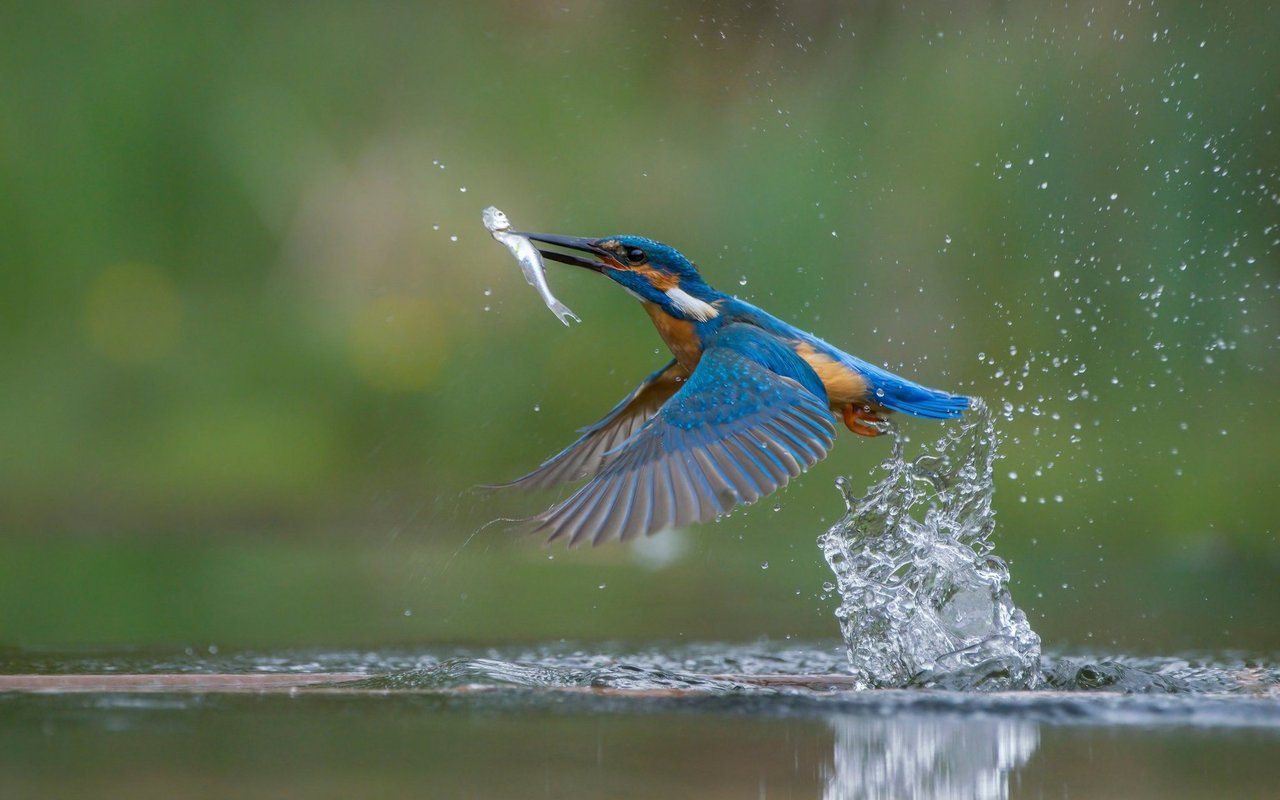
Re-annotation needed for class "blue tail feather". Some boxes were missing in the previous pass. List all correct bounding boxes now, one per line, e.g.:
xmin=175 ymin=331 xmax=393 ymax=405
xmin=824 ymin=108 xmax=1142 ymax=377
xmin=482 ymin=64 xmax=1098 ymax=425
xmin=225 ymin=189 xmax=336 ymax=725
xmin=847 ymin=357 xmax=970 ymax=420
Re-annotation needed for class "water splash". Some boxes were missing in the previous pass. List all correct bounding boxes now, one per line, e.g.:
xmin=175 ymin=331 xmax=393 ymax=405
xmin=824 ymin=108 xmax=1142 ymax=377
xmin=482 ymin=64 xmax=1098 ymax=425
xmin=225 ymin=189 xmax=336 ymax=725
xmin=346 ymin=657 xmax=749 ymax=693
xmin=819 ymin=398 xmax=1042 ymax=690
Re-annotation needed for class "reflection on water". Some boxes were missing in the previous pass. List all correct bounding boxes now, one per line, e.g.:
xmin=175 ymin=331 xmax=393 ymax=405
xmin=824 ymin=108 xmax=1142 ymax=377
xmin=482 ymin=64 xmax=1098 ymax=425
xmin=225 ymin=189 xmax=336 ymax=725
xmin=4 ymin=683 xmax=1279 ymax=800
xmin=821 ymin=400 xmax=1042 ymax=690
xmin=823 ymin=716 xmax=1039 ymax=800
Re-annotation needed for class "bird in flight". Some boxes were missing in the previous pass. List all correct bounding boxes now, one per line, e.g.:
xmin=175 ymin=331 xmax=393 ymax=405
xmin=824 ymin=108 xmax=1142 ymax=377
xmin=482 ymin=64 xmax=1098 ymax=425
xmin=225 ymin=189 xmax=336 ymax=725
xmin=488 ymin=231 xmax=970 ymax=546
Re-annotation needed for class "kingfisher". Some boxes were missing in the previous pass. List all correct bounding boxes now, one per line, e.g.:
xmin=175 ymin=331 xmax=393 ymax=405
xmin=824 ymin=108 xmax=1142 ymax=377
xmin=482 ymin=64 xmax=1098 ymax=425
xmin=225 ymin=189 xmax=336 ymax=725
xmin=489 ymin=231 xmax=970 ymax=546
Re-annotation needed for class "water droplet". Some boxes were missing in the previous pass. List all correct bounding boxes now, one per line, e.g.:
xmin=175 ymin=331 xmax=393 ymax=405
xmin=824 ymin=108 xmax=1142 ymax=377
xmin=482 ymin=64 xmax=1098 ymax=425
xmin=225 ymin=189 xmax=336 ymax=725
xmin=403 ymin=608 xmax=413 ymax=617
xmin=739 ymin=276 xmax=748 ymax=286
xmin=760 ymin=561 xmax=769 ymax=570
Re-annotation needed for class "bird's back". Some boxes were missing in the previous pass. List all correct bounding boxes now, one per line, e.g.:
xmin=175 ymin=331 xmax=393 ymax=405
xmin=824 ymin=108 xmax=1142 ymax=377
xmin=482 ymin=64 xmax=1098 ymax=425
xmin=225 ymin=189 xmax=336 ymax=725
xmin=718 ymin=298 xmax=970 ymax=420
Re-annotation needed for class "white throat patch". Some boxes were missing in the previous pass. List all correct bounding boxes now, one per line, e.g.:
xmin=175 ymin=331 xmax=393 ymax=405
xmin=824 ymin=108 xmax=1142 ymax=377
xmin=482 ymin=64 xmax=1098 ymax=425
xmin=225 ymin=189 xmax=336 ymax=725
xmin=665 ymin=287 xmax=720 ymax=321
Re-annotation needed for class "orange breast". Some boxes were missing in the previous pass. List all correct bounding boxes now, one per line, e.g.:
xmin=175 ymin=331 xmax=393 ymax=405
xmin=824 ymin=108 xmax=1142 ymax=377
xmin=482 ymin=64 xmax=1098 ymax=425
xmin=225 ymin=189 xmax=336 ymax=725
xmin=794 ymin=342 xmax=869 ymax=407
xmin=643 ymin=302 xmax=703 ymax=370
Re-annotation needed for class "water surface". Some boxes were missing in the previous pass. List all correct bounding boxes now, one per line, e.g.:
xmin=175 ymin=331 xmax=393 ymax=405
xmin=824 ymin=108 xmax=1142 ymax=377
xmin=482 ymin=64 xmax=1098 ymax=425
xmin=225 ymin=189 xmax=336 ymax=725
xmin=3 ymin=643 xmax=1278 ymax=799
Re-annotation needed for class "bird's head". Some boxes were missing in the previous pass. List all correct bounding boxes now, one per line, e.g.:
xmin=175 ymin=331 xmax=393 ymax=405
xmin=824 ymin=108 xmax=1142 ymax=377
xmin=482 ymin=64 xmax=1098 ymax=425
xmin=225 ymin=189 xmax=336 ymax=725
xmin=520 ymin=231 xmax=721 ymax=321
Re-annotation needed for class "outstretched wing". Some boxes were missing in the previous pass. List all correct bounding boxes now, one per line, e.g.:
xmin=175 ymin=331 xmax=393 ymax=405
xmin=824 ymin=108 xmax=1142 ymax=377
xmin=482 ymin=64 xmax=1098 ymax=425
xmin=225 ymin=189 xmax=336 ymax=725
xmin=529 ymin=324 xmax=837 ymax=546
xmin=483 ymin=359 xmax=689 ymax=492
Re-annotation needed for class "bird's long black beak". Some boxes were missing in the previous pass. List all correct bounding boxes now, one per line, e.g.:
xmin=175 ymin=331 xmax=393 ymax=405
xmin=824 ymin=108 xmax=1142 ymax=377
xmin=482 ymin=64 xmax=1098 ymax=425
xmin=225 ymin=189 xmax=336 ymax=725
xmin=517 ymin=232 xmax=610 ymax=272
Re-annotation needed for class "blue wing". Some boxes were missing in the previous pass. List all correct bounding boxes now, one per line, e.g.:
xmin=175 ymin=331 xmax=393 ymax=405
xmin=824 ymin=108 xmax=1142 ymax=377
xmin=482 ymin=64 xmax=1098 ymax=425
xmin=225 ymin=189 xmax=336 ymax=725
xmin=529 ymin=324 xmax=837 ymax=546
xmin=483 ymin=359 xmax=689 ymax=492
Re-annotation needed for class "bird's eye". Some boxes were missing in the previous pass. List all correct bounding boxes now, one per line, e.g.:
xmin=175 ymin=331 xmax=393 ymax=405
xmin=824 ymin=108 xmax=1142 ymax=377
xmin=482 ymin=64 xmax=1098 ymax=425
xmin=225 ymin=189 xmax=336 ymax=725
xmin=626 ymin=247 xmax=646 ymax=264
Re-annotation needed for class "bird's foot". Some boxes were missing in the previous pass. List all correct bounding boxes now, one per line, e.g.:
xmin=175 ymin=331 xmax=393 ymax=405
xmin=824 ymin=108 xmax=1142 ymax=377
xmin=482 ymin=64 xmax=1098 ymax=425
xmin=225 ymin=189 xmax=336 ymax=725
xmin=843 ymin=404 xmax=887 ymax=437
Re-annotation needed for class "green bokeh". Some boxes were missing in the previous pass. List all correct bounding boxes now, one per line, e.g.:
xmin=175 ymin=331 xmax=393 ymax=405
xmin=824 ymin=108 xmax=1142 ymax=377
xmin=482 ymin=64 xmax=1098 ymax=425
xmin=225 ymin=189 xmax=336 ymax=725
xmin=1 ymin=1 xmax=1276 ymax=651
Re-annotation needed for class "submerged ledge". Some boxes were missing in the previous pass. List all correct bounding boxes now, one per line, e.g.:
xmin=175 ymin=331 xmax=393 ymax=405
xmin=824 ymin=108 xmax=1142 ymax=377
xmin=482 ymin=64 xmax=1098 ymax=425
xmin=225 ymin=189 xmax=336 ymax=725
xmin=0 ymin=673 xmax=368 ymax=691
xmin=1 ymin=670 xmax=1277 ymax=732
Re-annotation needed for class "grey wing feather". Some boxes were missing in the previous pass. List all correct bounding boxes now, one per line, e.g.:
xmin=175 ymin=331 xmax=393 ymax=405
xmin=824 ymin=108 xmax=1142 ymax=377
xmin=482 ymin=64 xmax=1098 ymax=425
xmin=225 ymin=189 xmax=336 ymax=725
xmin=481 ymin=359 xmax=688 ymax=493
xmin=527 ymin=339 xmax=837 ymax=547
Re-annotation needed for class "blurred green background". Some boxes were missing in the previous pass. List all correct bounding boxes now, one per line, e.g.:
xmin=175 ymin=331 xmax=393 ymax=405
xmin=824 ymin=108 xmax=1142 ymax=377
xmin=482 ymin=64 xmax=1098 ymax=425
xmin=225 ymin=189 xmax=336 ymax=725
xmin=1 ymin=1 xmax=1275 ymax=653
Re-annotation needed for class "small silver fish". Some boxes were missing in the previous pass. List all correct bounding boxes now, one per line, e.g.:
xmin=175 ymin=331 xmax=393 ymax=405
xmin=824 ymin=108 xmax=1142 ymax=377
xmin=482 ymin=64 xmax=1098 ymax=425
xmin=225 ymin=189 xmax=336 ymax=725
xmin=482 ymin=206 xmax=580 ymax=326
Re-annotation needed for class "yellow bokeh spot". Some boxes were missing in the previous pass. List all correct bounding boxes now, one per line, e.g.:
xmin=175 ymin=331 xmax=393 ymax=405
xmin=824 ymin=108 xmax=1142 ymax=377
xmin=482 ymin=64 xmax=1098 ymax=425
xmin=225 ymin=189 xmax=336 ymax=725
xmin=83 ymin=263 xmax=183 ymax=364
xmin=348 ymin=294 xmax=448 ymax=392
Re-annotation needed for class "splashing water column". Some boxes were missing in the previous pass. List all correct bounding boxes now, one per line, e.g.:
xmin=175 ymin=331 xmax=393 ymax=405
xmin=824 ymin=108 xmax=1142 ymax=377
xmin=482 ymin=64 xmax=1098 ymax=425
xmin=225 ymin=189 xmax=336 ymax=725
xmin=820 ymin=399 xmax=1042 ymax=690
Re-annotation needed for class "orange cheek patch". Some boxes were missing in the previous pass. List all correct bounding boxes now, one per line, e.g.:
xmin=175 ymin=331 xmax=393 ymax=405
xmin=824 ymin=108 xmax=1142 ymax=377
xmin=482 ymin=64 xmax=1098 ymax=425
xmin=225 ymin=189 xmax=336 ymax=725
xmin=631 ymin=264 xmax=678 ymax=291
